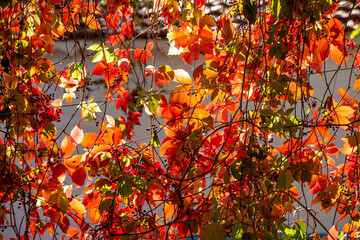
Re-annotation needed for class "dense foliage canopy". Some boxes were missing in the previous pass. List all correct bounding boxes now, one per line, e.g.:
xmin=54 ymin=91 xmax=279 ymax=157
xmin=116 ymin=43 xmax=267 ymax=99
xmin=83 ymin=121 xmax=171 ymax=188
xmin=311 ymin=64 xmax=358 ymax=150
xmin=1 ymin=0 xmax=360 ymax=239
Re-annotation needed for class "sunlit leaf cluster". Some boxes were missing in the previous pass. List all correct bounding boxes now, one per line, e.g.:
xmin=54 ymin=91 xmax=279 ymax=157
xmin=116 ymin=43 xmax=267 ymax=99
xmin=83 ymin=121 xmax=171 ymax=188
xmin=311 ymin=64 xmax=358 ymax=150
xmin=1 ymin=0 xmax=360 ymax=239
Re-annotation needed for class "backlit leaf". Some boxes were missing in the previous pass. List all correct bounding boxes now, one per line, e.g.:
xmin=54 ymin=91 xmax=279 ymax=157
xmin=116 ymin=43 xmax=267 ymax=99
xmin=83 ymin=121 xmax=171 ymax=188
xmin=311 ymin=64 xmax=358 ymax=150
xmin=61 ymin=135 xmax=76 ymax=158
xmin=173 ymin=69 xmax=192 ymax=84
xmin=70 ymin=167 xmax=87 ymax=188
xmin=89 ymin=196 xmax=101 ymax=224
xmin=69 ymin=199 xmax=86 ymax=215
xmin=70 ymin=125 xmax=83 ymax=145
xmin=341 ymin=132 xmax=360 ymax=155
xmin=164 ymin=202 xmax=176 ymax=219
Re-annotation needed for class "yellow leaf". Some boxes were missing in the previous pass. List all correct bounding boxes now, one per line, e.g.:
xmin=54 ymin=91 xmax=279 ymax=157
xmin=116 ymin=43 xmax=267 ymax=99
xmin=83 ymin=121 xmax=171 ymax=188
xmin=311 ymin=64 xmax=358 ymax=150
xmin=335 ymin=106 xmax=355 ymax=117
xmin=173 ymin=69 xmax=192 ymax=84
xmin=69 ymin=199 xmax=86 ymax=215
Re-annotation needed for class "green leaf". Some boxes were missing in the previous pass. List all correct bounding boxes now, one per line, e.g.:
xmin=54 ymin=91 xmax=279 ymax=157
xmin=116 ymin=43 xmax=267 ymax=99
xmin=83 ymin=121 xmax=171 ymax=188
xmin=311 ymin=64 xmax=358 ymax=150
xmin=243 ymin=0 xmax=257 ymax=24
xmin=230 ymin=163 xmax=241 ymax=180
xmin=295 ymin=219 xmax=306 ymax=233
xmin=123 ymin=156 xmax=132 ymax=168
xmin=99 ymin=198 xmax=113 ymax=214
xmin=70 ymin=63 xmax=85 ymax=79
xmin=271 ymin=0 xmax=281 ymax=19
xmin=263 ymin=232 xmax=274 ymax=240
xmin=278 ymin=170 xmax=294 ymax=189
xmin=148 ymin=95 xmax=158 ymax=116
xmin=242 ymin=232 xmax=257 ymax=240
xmin=269 ymin=44 xmax=285 ymax=60
xmin=103 ymin=48 xmax=114 ymax=63
xmin=231 ymin=224 xmax=243 ymax=240
xmin=350 ymin=26 xmax=360 ymax=39
xmin=200 ymin=222 xmax=227 ymax=240
xmin=260 ymin=109 xmax=275 ymax=116
xmin=280 ymin=0 xmax=292 ymax=19
xmin=117 ymin=177 xmax=133 ymax=198
xmin=151 ymin=132 xmax=161 ymax=147
xmin=48 ymin=193 xmax=68 ymax=212
xmin=284 ymin=227 xmax=297 ymax=237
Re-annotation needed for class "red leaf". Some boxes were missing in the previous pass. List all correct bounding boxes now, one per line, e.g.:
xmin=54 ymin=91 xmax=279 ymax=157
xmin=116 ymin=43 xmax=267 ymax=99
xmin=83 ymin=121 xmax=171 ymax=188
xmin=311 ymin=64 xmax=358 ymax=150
xmin=323 ymin=143 xmax=339 ymax=156
xmin=134 ymin=48 xmax=152 ymax=64
xmin=308 ymin=175 xmax=327 ymax=194
xmin=120 ymin=21 xmax=135 ymax=38
xmin=70 ymin=167 xmax=86 ymax=188
xmin=92 ymin=61 xmax=106 ymax=76
xmin=52 ymin=163 xmax=67 ymax=182
xmin=354 ymin=52 xmax=360 ymax=68
xmin=106 ymin=34 xmax=125 ymax=46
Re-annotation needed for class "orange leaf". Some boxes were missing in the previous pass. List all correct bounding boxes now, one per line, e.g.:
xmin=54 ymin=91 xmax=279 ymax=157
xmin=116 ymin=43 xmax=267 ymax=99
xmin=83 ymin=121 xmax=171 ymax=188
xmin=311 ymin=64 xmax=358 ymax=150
xmin=335 ymin=106 xmax=355 ymax=117
xmin=169 ymin=84 xmax=192 ymax=105
xmin=81 ymin=133 xmax=101 ymax=148
xmin=69 ymin=199 xmax=86 ymax=215
xmin=65 ymin=155 xmax=83 ymax=171
xmin=324 ymin=154 xmax=336 ymax=168
xmin=81 ymin=2 xmax=101 ymax=30
xmin=338 ymin=88 xmax=349 ymax=101
xmin=167 ymin=27 xmax=189 ymax=48
xmin=355 ymin=78 xmax=360 ymax=89
xmin=343 ymin=223 xmax=354 ymax=233
xmin=61 ymin=135 xmax=76 ymax=158
xmin=164 ymin=202 xmax=176 ymax=219
xmin=155 ymin=65 xmax=173 ymax=88
xmin=328 ymin=224 xmax=338 ymax=240
xmin=330 ymin=43 xmax=348 ymax=65
xmin=341 ymin=132 xmax=360 ymax=154
xmin=88 ymin=196 xmax=101 ymax=224
xmin=218 ymin=16 xmax=234 ymax=41
xmin=134 ymin=48 xmax=152 ymax=64
xmin=288 ymin=186 xmax=299 ymax=199
xmin=92 ymin=61 xmax=106 ymax=76
xmin=65 ymin=227 xmax=79 ymax=237
xmin=90 ymin=144 xmax=112 ymax=154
